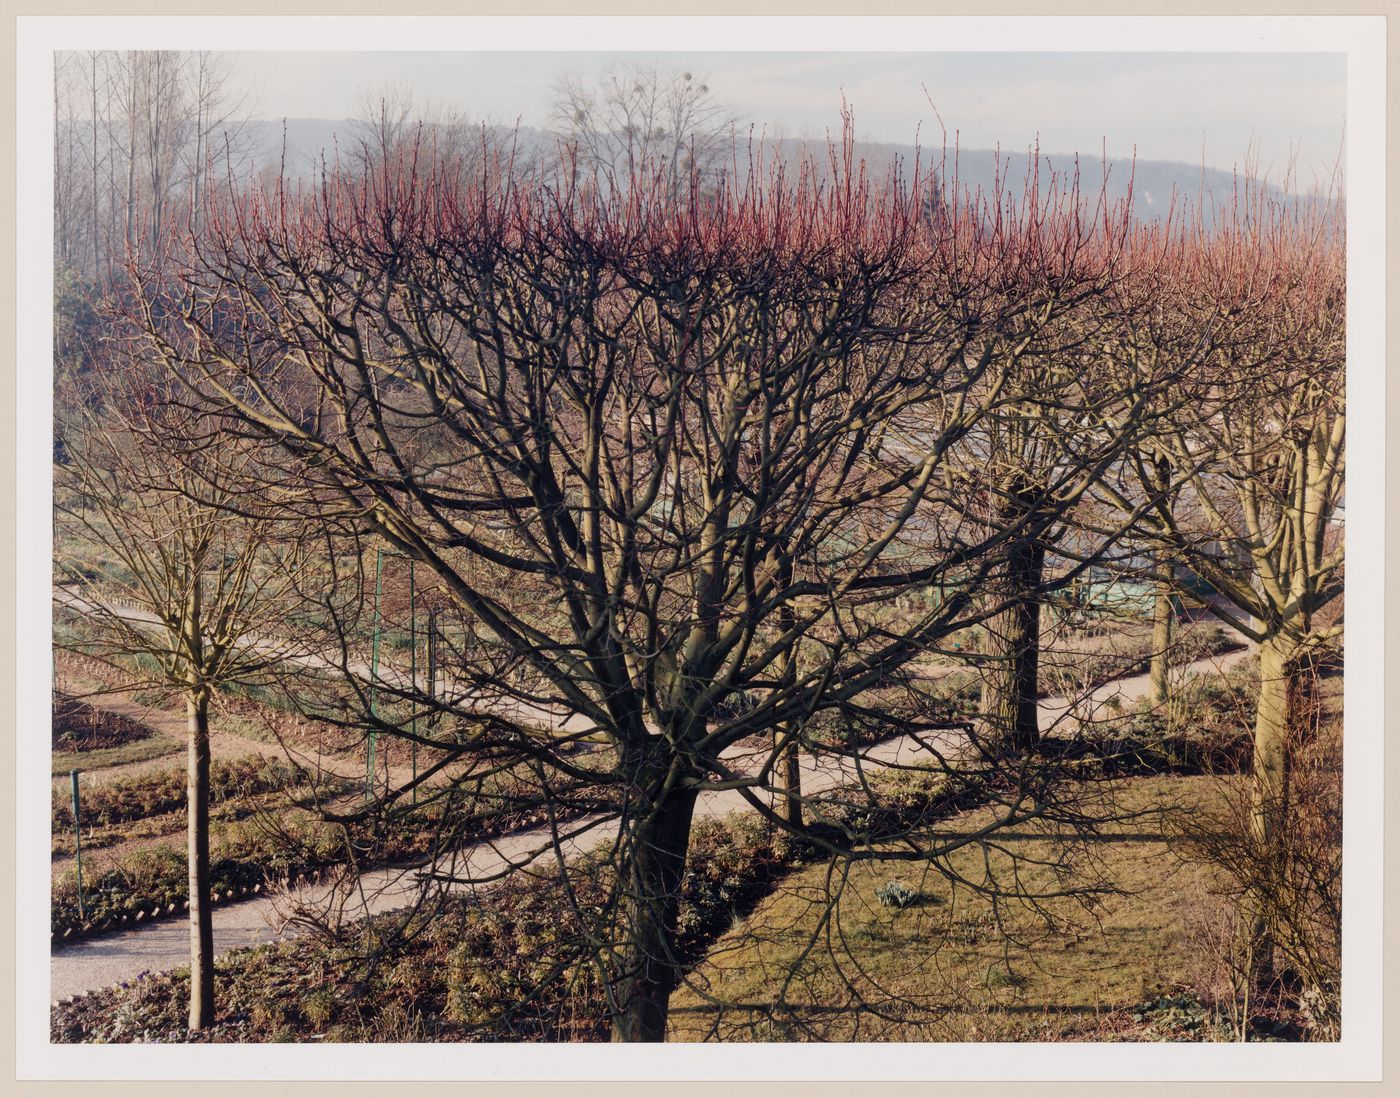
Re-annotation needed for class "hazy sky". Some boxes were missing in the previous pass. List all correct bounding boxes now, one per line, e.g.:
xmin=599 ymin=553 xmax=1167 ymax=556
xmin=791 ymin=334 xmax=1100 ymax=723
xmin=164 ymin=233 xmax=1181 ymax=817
xmin=229 ymin=50 xmax=1346 ymax=177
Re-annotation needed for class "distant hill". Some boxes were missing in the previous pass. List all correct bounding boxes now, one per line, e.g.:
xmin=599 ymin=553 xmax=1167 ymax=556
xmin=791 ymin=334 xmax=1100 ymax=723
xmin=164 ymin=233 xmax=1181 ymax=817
xmin=243 ymin=118 xmax=351 ymax=176
xmin=241 ymin=118 xmax=551 ymax=178
xmin=235 ymin=118 xmax=1321 ymax=220
xmin=755 ymin=137 xmax=1307 ymax=219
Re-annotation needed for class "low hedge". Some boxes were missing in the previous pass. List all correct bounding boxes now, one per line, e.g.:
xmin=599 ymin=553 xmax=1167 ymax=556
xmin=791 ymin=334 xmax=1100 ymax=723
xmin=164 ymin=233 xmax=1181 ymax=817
xmin=51 ymin=774 xmax=611 ymax=942
xmin=54 ymin=756 xmax=316 ymax=831
xmin=50 ymin=810 xmax=809 ymax=1043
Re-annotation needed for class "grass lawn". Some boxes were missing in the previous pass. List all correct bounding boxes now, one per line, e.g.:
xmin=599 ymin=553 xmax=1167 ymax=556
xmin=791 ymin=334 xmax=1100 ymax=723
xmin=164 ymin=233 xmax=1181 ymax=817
xmin=668 ymin=773 xmax=1237 ymax=1041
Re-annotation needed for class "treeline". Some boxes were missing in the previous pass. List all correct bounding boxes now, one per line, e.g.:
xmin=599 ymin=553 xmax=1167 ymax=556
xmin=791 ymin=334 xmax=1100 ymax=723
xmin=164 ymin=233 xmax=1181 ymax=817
xmin=53 ymin=51 xmax=256 ymax=286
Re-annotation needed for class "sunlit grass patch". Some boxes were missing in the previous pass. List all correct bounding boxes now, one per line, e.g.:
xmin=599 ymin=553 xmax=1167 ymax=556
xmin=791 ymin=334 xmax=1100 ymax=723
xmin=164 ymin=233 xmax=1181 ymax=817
xmin=669 ymin=774 xmax=1233 ymax=1041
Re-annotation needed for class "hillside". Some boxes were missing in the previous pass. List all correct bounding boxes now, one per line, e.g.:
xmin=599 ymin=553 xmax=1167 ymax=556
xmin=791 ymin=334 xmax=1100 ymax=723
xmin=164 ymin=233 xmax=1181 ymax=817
xmin=238 ymin=118 xmax=1310 ymax=216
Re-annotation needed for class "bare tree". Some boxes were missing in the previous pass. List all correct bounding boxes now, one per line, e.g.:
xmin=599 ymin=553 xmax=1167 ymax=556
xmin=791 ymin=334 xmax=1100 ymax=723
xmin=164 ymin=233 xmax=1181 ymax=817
xmin=54 ymin=366 xmax=311 ymax=1030
xmin=935 ymin=155 xmax=1151 ymax=752
xmin=53 ymin=50 xmax=250 ymax=284
xmin=1113 ymin=184 xmax=1345 ymax=981
xmin=551 ymin=62 xmax=739 ymax=193
xmin=340 ymin=79 xmax=524 ymax=199
xmin=349 ymin=81 xmax=418 ymax=172
xmin=180 ymin=51 xmax=251 ymax=233
xmin=119 ymin=121 xmax=1178 ymax=1041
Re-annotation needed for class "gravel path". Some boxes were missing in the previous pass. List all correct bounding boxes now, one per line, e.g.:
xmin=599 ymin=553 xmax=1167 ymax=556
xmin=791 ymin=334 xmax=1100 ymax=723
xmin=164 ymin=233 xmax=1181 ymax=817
xmin=50 ymin=642 xmax=1253 ymax=1004
xmin=53 ymin=682 xmax=296 ymax=784
xmin=1036 ymin=641 xmax=1253 ymax=730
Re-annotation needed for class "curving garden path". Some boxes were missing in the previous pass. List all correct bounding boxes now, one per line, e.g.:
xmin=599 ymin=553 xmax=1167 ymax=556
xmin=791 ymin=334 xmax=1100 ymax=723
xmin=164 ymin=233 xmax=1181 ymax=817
xmin=49 ymin=640 xmax=1253 ymax=1003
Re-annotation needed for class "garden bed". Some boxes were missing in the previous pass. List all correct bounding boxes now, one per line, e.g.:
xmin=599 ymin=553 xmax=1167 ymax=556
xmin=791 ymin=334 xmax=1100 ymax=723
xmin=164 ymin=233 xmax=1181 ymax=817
xmin=50 ymin=769 xmax=613 ymax=943
xmin=52 ymin=693 xmax=155 ymax=752
xmin=49 ymin=810 xmax=805 ymax=1043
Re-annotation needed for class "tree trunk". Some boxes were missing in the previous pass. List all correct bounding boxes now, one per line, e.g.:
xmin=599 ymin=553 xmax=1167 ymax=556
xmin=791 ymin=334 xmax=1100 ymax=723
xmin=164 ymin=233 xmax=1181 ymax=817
xmin=1148 ymin=456 xmax=1177 ymax=711
xmin=610 ymin=787 xmax=698 ymax=1042
xmin=1286 ymin=646 xmax=1323 ymax=745
xmin=1149 ymin=568 xmax=1175 ymax=709
xmin=91 ymin=53 xmax=100 ymax=279
xmin=1248 ymin=635 xmax=1294 ymax=983
xmin=980 ymin=522 xmax=1045 ymax=752
xmin=774 ymin=556 xmax=803 ymax=826
xmin=124 ymin=61 xmax=137 ymax=253
xmin=186 ymin=685 xmax=214 ymax=1030
xmin=776 ymin=738 xmax=803 ymax=827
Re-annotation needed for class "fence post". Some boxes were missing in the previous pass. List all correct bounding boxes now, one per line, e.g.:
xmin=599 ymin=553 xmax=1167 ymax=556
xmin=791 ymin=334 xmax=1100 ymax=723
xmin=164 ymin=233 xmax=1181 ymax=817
xmin=367 ymin=546 xmax=383 ymax=803
xmin=70 ymin=769 xmax=85 ymax=922
xmin=427 ymin=607 xmax=437 ymax=732
xmin=409 ymin=558 xmax=417 ymax=805
xmin=427 ymin=607 xmax=437 ymax=697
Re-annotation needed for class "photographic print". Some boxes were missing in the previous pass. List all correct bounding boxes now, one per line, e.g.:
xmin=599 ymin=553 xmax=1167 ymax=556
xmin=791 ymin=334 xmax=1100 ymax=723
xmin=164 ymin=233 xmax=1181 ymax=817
xmin=15 ymin=13 xmax=1385 ymax=1083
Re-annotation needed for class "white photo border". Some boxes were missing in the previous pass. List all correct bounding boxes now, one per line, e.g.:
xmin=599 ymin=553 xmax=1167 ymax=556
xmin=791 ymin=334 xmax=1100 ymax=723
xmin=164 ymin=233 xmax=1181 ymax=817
xmin=15 ymin=13 xmax=1386 ymax=1082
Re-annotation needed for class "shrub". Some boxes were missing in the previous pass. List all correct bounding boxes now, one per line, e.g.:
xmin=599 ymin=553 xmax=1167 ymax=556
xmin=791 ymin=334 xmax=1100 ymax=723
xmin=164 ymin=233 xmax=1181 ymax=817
xmin=1045 ymin=658 xmax=1260 ymax=778
xmin=53 ymin=755 xmax=317 ymax=830
xmin=50 ymin=813 xmax=346 ymax=938
xmin=51 ymin=766 xmax=603 ymax=941
xmin=1170 ymin=714 xmax=1341 ymax=1041
xmin=875 ymin=880 xmax=918 ymax=908
xmin=301 ymin=989 xmax=336 ymax=1029
xmin=51 ymin=694 xmax=154 ymax=752
xmin=983 ymin=963 xmax=1027 ymax=991
xmin=675 ymin=815 xmax=798 ymax=951
xmin=1041 ymin=623 xmax=1242 ymax=700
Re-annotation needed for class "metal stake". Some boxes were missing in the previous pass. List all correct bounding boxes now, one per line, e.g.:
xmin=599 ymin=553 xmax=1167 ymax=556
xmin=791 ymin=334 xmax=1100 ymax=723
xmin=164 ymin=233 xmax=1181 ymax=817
xmin=70 ymin=769 xmax=85 ymax=922
xmin=409 ymin=558 xmax=417 ymax=805
xmin=367 ymin=546 xmax=383 ymax=802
